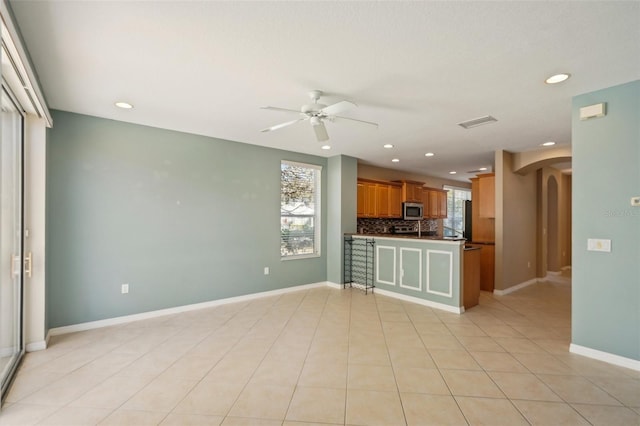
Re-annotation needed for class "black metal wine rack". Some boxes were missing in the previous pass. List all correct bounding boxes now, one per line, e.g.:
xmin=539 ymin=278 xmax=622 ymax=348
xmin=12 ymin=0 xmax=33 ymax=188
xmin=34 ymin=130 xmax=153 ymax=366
xmin=344 ymin=237 xmax=375 ymax=294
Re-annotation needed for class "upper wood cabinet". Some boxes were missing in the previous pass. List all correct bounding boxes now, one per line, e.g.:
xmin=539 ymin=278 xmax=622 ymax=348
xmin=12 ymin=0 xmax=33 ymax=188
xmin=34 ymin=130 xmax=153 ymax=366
xmin=357 ymin=179 xmax=403 ymax=218
xmin=389 ymin=185 xmax=403 ymax=217
xmin=357 ymin=181 xmax=367 ymax=217
xmin=422 ymin=187 xmax=448 ymax=219
xmin=471 ymin=177 xmax=495 ymax=243
xmin=477 ymin=173 xmax=495 ymax=218
xmin=395 ymin=180 xmax=424 ymax=203
xmin=376 ymin=184 xmax=390 ymax=217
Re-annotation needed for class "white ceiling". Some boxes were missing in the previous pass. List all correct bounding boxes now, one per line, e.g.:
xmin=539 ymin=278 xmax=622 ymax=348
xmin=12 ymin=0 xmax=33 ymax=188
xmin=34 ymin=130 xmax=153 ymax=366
xmin=10 ymin=1 xmax=640 ymax=182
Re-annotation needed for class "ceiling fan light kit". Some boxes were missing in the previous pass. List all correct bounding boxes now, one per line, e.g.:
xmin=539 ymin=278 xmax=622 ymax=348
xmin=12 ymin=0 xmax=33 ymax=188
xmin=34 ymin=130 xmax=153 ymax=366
xmin=261 ymin=90 xmax=378 ymax=142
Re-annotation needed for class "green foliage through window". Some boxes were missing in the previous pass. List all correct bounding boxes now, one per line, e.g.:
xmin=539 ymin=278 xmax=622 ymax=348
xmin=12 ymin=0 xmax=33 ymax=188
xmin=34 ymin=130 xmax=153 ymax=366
xmin=281 ymin=161 xmax=321 ymax=258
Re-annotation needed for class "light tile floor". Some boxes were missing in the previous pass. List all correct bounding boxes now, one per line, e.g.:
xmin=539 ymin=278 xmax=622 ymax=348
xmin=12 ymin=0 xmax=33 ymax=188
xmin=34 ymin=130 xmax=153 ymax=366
xmin=2 ymin=274 xmax=639 ymax=425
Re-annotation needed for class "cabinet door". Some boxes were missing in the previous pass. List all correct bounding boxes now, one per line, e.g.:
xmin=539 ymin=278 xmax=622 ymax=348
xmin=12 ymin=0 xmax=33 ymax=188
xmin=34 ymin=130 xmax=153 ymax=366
xmin=438 ymin=191 xmax=448 ymax=218
xmin=471 ymin=178 xmax=495 ymax=243
xmin=479 ymin=244 xmax=495 ymax=292
xmin=403 ymin=183 xmax=422 ymax=202
xmin=365 ymin=182 xmax=377 ymax=217
xmin=357 ymin=182 xmax=366 ymax=217
xmin=429 ymin=191 xmax=439 ymax=218
xmin=421 ymin=189 xmax=430 ymax=218
xmin=389 ymin=185 xmax=402 ymax=218
xmin=478 ymin=174 xmax=495 ymax=218
xmin=357 ymin=181 xmax=377 ymax=217
xmin=463 ymin=248 xmax=481 ymax=309
xmin=376 ymin=184 xmax=390 ymax=217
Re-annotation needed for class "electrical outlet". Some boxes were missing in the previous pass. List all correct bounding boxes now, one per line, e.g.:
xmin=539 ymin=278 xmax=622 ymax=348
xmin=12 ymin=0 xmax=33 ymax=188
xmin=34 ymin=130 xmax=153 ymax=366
xmin=631 ymin=196 xmax=640 ymax=207
xmin=527 ymin=261 xmax=531 ymax=268
xmin=121 ymin=283 xmax=129 ymax=294
xmin=264 ymin=267 xmax=269 ymax=275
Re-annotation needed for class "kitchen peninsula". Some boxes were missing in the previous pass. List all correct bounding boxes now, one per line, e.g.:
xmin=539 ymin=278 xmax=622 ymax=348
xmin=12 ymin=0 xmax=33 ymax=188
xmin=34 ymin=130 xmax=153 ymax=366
xmin=345 ymin=233 xmax=480 ymax=313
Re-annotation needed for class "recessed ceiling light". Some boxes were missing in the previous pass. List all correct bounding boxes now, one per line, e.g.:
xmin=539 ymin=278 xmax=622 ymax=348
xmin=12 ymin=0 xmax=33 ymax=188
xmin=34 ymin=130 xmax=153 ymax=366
xmin=115 ymin=101 xmax=133 ymax=109
xmin=383 ymin=144 xmax=394 ymax=149
xmin=321 ymin=145 xmax=331 ymax=150
xmin=542 ymin=141 xmax=556 ymax=146
xmin=545 ymin=73 xmax=571 ymax=84
xmin=449 ymin=171 xmax=457 ymax=175
xmin=425 ymin=152 xmax=435 ymax=157
xmin=479 ymin=167 xmax=488 ymax=171
xmin=392 ymin=158 xmax=400 ymax=163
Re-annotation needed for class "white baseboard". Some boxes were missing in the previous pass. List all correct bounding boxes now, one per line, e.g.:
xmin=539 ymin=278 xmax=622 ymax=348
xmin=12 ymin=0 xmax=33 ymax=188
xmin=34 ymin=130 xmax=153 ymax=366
xmin=374 ymin=288 xmax=463 ymax=314
xmin=570 ymin=343 xmax=640 ymax=372
xmin=325 ymin=281 xmax=343 ymax=289
xmin=561 ymin=265 xmax=572 ymax=271
xmin=546 ymin=270 xmax=562 ymax=276
xmin=26 ymin=339 xmax=48 ymax=352
xmin=48 ymin=282 xmax=328 ymax=337
xmin=493 ymin=278 xmax=538 ymax=296
xmin=0 ymin=347 xmax=14 ymax=357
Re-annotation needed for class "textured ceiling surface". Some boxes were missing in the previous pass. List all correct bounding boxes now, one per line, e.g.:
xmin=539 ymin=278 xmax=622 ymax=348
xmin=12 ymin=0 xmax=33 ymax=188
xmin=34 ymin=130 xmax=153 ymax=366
xmin=10 ymin=1 xmax=640 ymax=181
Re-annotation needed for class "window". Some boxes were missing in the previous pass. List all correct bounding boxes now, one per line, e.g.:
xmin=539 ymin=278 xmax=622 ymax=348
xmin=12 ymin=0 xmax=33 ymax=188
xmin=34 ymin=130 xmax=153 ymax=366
xmin=443 ymin=185 xmax=471 ymax=237
xmin=280 ymin=161 xmax=321 ymax=258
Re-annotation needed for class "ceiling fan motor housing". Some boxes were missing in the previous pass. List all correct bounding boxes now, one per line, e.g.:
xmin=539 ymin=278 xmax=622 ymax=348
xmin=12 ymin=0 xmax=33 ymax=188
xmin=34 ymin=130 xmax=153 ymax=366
xmin=301 ymin=103 xmax=327 ymax=114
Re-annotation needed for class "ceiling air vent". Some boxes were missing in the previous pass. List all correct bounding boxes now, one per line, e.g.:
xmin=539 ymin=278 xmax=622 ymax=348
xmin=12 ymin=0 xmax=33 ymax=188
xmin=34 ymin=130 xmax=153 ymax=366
xmin=458 ymin=115 xmax=498 ymax=129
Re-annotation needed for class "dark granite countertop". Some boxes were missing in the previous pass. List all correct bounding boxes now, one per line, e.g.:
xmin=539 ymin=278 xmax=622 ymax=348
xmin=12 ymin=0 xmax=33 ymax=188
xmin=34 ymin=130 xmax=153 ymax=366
xmin=346 ymin=233 xmax=466 ymax=242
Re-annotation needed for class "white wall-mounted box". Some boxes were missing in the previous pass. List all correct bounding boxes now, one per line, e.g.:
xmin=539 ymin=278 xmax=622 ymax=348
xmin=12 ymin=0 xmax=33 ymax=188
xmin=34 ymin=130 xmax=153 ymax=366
xmin=580 ymin=103 xmax=606 ymax=120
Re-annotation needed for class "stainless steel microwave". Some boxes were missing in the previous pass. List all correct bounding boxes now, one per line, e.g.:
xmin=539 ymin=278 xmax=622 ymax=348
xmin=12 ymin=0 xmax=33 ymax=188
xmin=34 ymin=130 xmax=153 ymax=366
xmin=403 ymin=202 xmax=423 ymax=220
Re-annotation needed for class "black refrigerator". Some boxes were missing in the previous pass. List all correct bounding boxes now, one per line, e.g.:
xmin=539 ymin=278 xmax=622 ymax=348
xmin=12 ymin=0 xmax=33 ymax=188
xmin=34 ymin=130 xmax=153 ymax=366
xmin=463 ymin=200 xmax=472 ymax=240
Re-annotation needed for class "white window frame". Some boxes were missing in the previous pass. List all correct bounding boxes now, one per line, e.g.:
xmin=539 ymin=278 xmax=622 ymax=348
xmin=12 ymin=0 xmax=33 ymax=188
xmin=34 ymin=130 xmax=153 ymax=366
xmin=443 ymin=185 xmax=471 ymax=237
xmin=280 ymin=160 xmax=322 ymax=260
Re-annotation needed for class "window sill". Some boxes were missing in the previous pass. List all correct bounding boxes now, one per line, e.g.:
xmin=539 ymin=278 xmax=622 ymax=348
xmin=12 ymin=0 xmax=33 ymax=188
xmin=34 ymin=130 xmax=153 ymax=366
xmin=281 ymin=253 xmax=321 ymax=261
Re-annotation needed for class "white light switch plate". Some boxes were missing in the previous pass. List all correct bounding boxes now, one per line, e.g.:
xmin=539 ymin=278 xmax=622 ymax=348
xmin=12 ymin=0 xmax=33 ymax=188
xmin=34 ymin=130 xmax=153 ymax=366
xmin=587 ymin=239 xmax=611 ymax=252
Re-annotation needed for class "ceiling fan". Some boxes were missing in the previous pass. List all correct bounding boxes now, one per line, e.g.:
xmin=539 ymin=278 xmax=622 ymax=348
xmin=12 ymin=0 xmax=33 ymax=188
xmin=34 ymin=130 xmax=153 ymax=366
xmin=260 ymin=90 xmax=378 ymax=142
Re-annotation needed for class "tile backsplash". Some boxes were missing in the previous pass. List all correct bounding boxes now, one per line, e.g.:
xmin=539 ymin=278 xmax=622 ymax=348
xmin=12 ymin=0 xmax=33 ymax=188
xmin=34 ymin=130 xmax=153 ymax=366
xmin=356 ymin=218 xmax=438 ymax=235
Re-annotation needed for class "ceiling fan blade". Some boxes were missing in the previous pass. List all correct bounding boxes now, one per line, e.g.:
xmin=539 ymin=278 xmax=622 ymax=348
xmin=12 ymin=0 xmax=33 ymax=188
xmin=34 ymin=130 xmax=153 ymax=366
xmin=261 ymin=106 xmax=301 ymax=114
xmin=333 ymin=115 xmax=379 ymax=128
xmin=320 ymin=100 xmax=357 ymax=116
xmin=313 ymin=122 xmax=329 ymax=142
xmin=260 ymin=118 xmax=305 ymax=133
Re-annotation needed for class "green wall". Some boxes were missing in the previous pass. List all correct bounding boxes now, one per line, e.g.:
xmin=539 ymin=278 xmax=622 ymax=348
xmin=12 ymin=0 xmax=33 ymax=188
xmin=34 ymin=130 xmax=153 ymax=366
xmin=326 ymin=155 xmax=357 ymax=284
xmin=46 ymin=110 xmax=330 ymax=328
xmin=572 ymin=80 xmax=640 ymax=361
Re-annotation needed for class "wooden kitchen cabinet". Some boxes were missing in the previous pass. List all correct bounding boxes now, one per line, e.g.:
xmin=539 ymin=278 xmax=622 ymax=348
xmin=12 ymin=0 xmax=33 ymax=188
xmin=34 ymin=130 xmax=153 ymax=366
xmin=422 ymin=187 xmax=448 ymax=219
xmin=357 ymin=181 xmax=366 ymax=217
xmin=357 ymin=180 xmax=376 ymax=217
xmin=389 ymin=184 xmax=403 ymax=217
xmin=395 ymin=180 xmax=424 ymax=203
xmin=434 ymin=189 xmax=448 ymax=218
xmin=466 ymin=243 xmax=495 ymax=292
xmin=463 ymin=248 xmax=481 ymax=309
xmin=471 ymin=177 xmax=495 ymax=243
xmin=376 ymin=184 xmax=390 ymax=217
xmin=357 ymin=179 xmax=403 ymax=218
xmin=478 ymin=173 xmax=495 ymax=218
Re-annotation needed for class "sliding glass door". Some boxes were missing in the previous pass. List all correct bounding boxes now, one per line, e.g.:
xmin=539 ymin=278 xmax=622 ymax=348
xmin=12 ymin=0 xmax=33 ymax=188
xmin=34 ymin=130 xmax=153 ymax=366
xmin=0 ymin=85 xmax=25 ymax=403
